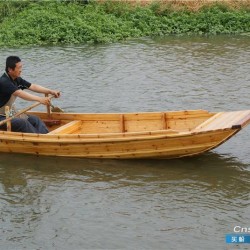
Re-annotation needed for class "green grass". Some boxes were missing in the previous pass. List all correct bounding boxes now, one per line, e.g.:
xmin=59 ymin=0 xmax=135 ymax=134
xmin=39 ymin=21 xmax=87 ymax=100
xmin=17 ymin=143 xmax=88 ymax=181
xmin=0 ymin=1 xmax=249 ymax=47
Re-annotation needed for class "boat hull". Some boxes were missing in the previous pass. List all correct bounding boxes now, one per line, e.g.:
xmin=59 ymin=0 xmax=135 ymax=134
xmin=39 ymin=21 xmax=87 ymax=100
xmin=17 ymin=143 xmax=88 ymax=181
xmin=0 ymin=128 xmax=238 ymax=159
xmin=1 ymin=109 xmax=249 ymax=159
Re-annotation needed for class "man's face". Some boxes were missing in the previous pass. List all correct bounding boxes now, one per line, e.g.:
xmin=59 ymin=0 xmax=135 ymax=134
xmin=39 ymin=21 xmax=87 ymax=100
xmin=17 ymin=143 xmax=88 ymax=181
xmin=8 ymin=62 xmax=22 ymax=79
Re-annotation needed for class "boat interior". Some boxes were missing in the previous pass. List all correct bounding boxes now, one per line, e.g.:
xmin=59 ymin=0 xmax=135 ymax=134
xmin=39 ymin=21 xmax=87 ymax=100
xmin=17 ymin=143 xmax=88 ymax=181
xmin=1 ymin=108 xmax=249 ymax=137
xmin=30 ymin=109 xmax=215 ymax=136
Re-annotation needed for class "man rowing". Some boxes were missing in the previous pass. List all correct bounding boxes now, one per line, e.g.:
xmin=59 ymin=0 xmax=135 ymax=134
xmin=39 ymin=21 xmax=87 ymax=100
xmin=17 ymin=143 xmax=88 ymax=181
xmin=0 ymin=56 xmax=60 ymax=133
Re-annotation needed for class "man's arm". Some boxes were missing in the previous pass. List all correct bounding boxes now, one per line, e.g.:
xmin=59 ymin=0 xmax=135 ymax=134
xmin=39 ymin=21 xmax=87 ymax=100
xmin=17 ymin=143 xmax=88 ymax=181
xmin=13 ymin=89 xmax=51 ymax=106
xmin=28 ymin=84 xmax=60 ymax=98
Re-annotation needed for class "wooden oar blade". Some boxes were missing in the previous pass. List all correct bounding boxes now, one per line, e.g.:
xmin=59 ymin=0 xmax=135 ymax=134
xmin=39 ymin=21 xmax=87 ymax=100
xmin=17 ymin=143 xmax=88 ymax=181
xmin=51 ymin=106 xmax=64 ymax=112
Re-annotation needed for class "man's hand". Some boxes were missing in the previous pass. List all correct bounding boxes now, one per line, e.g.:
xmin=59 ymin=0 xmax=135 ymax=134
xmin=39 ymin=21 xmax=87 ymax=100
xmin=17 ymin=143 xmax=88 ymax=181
xmin=50 ymin=90 xmax=60 ymax=98
xmin=38 ymin=97 xmax=51 ymax=106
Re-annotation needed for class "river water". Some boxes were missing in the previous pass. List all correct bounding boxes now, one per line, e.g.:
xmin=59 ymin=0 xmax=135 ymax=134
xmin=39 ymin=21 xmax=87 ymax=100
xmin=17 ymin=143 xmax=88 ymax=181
xmin=0 ymin=35 xmax=249 ymax=249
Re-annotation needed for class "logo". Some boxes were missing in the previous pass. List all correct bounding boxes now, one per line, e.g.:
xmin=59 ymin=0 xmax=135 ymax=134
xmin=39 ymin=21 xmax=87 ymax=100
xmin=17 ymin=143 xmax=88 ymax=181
xmin=226 ymin=226 xmax=250 ymax=244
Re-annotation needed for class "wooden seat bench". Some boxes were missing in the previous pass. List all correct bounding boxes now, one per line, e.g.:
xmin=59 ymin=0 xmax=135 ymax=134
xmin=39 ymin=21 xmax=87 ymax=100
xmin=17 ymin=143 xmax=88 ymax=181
xmin=48 ymin=120 xmax=82 ymax=134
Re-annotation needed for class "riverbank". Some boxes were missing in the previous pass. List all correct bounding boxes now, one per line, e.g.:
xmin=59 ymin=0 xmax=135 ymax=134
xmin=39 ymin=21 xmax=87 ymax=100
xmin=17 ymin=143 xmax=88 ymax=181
xmin=0 ymin=0 xmax=249 ymax=47
xmin=98 ymin=0 xmax=250 ymax=10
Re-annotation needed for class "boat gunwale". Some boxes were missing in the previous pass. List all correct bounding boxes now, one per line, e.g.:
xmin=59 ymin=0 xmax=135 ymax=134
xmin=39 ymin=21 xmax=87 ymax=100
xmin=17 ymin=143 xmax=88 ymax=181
xmin=0 ymin=127 xmax=237 ymax=144
xmin=29 ymin=109 xmax=211 ymax=117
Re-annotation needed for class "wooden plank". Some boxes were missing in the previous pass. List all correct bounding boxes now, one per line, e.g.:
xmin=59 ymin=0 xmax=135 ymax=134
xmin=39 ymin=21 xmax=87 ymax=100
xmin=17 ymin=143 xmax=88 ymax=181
xmin=215 ymin=112 xmax=242 ymax=129
xmin=193 ymin=112 xmax=223 ymax=132
xmin=0 ymin=128 xmax=234 ymax=159
xmin=28 ymin=109 xmax=211 ymax=121
xmin=233 ymin=111 xmax=250 ymax=128
xmin=125 ymin=119 xmax=163 ymax=132
xmin=162 ymin=112 xmax=167 ymax=129
xmin=229 ymin=111 xmax=250 ymax=128
xmin=80 ymin=120 xmax=121 ymax=134
xmin=192 ymin=111 xmax=250 ymax=132
xmin=0 ymin=129 xmax=180 ymax=143
xmin=120 ymin=114 xmax=126 ymax=133
xmin=205 ymin=111 xmax=245 ymax=130
xmin=49 ymin=120 xmax=82 ymax=134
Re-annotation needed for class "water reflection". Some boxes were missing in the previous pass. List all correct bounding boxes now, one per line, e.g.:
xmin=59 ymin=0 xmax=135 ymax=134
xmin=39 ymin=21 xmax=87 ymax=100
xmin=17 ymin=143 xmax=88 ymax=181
xmin=0 ymin=152 xmax=249 ymax=196
xmin=0 ymin=152 xmax=249 ymax=249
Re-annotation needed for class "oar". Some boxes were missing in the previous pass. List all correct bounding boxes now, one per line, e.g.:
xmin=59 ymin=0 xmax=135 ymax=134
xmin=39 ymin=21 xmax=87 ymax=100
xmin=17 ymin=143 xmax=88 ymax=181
xmin=0 ymin=101 xmax=42 ymax=127
xmin=44 ymin=94 xmax=64 ymax=113
xmin=0 ymin=95 xmax=56 ymax=127
xmin=50 ymin=101 xmax=64 ymax=112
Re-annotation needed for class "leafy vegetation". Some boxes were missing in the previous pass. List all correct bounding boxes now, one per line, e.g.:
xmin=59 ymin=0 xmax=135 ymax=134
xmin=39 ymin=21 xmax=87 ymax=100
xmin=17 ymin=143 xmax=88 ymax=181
xmin=0 ymin=0 xmax=249 ymax=47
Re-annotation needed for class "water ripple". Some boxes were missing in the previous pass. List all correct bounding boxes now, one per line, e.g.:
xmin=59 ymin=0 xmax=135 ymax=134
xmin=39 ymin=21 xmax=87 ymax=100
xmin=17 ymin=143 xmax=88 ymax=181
xmin=0 ymin=36 xmax=249 ymax=249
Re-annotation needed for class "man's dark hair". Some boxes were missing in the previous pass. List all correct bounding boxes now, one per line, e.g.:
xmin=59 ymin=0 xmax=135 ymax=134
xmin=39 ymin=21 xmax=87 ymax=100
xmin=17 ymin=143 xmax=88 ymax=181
xmin=5 ymin=56 xmax=21 ymax=72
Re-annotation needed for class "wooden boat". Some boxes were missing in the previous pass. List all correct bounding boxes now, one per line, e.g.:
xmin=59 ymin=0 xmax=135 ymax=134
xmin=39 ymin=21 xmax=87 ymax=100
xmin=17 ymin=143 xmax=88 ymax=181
xmin=0 ymin=103 xmax=249 ymax=159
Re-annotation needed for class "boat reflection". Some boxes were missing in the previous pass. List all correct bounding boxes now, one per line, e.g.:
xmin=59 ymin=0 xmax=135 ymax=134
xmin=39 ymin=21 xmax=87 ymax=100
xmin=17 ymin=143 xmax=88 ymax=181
xmin=0 ymin=152 xmax=249 ymax=194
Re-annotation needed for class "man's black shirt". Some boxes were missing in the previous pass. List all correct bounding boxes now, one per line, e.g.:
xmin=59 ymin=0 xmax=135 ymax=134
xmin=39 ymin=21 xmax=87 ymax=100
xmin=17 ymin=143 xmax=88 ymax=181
xmin=0 ymin=72 xmax=31 ymax=107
